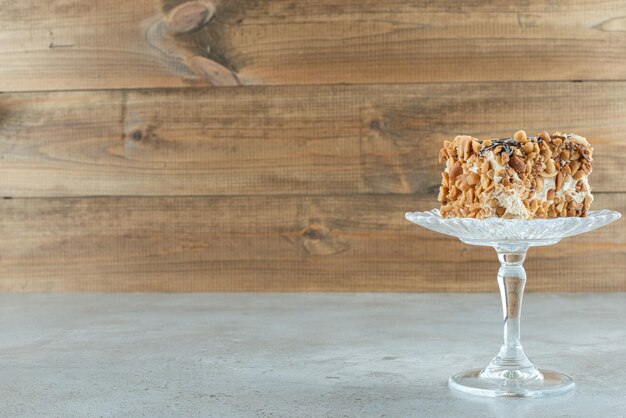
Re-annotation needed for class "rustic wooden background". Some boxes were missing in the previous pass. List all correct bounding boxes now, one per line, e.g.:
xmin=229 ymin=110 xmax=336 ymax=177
xmin=0 ymin=0 xmax=625 ymax=291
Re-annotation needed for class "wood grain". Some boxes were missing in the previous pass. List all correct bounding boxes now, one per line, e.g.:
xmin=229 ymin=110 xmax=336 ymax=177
xmin=2 ymin=0 xmax=625 ymax=293
xmin=2 ymin=0 xmax=626 ymax=91
xmin=0 ymin=193 xmax=623 ymax=292
xmin=2 ymin=82 xmax=626 ymax=197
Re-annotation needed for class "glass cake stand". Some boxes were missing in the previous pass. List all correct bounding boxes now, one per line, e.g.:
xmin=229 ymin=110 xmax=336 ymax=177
xmin=405 ymin=209 xmax=621 ymax=397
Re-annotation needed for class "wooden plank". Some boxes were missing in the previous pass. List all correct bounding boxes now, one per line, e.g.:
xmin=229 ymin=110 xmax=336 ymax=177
xmin=1 ymin=82 xmax=626 ymax=197
xmin=2 ymin=0 xmax=626 ymax=91
xmin=0 ymin=193 xmax=623 ymax=292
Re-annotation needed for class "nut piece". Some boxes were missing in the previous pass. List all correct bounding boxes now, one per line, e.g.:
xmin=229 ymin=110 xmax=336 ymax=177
xmin=539 ymin=131 xmax=551 ymax=142
xmin=508 ymin=155 xmax=526 ymax=175
xmin=573 ymin=170 xmax=586 ymax=181
xmin=570 ymin=134 xmax=590 ymax=147
xmin=449 ymin=161 xmax=463 ymax=182
xmin=467 ymin=188 xmax=475 ymax=202
xmin=441 ymin=172 xmax=449 ymax=188
xmin=563 ymin=164 xmax=572 ymax=176
xmin=438 ymin=186 xmax=448 ymax=202
xmin=438 ymin=148 xmax=448 ymax=163
xmin=522 ymin=142 xmax=534 ymax=154
xmin=463 ymin=137 xmax=472 ymax=160
xmin=555 ymin=172 xmax=563 ymax=192
xmin=456 ymin=136 xmax=473 ymax=161
xmin=530 ymin=200 xmax=539 ymax=213
xmin=514 ymin=130 xmax=529 ymax=143
xmin=466 ymin=172 xmax=480 ymax=186
xmin=535 ymin=176 xmax=544 ymax=193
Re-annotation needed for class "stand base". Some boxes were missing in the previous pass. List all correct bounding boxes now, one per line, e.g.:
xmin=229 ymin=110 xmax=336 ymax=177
xmin=449 ymin=368 xmax=575 ymax=398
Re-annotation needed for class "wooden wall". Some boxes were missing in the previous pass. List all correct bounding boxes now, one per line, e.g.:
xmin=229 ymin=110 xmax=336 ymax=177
xmin=0 ymin=0 xmax=624 ymax=291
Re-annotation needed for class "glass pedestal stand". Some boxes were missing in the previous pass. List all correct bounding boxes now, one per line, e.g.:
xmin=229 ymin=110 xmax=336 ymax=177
xmin=405 ymin=209 xmax=621 ymax=398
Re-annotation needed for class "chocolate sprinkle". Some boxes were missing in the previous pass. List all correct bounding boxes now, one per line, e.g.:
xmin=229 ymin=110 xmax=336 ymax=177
xmin=478 ymin=136 xmax=539 ymax=156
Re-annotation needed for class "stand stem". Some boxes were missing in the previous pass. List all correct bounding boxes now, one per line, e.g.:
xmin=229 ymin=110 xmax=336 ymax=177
xmin=499 ymin=250 xmax=526 ymax=360
xmin=481 ymin=245 xmax=541 ymax=381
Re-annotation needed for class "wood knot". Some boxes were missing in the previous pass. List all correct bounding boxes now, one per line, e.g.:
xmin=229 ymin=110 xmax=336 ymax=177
xmin=301 ymin=225 xmax=349 ymax=256
xmin=303 ymin=227 xmax=324 ymax=240
xmin=369 ymin=119 xmax=383 ymax=130
xmin=593 ymin=16 xmax=626 ymax=32
xmin=131 ymin=130 xmax=143 ymax=141
xmin=166 ymin=1 xmax=215 ymax=34
xmin=186 ymin=56 xmax=240 ymax=86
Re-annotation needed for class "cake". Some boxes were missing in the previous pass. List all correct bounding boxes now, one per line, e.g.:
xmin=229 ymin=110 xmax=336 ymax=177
xmin=437 ymin=130 xmax=593 ymax=219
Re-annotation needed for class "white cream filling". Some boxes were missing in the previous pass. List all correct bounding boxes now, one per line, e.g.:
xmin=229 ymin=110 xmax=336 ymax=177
xmin=484 ymin=153 xmax=505 ymax=182
xmin=536 ymin=176 xmax=554 ymax=201
xmin=494 ymin=189 xmax=531 ymax=218
xmin=482 ymin=152 xmax=529 ymax=217
xmin=558 ymin=174 xmax=591 ymax=204
xmin=537 ymin=171 xmax=591 ymax=205
xmin=459 ymin=153 xmax=531 ymax=218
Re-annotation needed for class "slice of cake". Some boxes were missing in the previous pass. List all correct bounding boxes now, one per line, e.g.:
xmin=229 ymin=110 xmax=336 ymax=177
xmin=437 ymin=130 xmax=593 ymax=219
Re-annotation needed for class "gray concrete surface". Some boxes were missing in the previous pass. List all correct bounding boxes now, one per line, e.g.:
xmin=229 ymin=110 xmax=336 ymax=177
xmin=0 ymin=293 xmax=624 ymax=417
